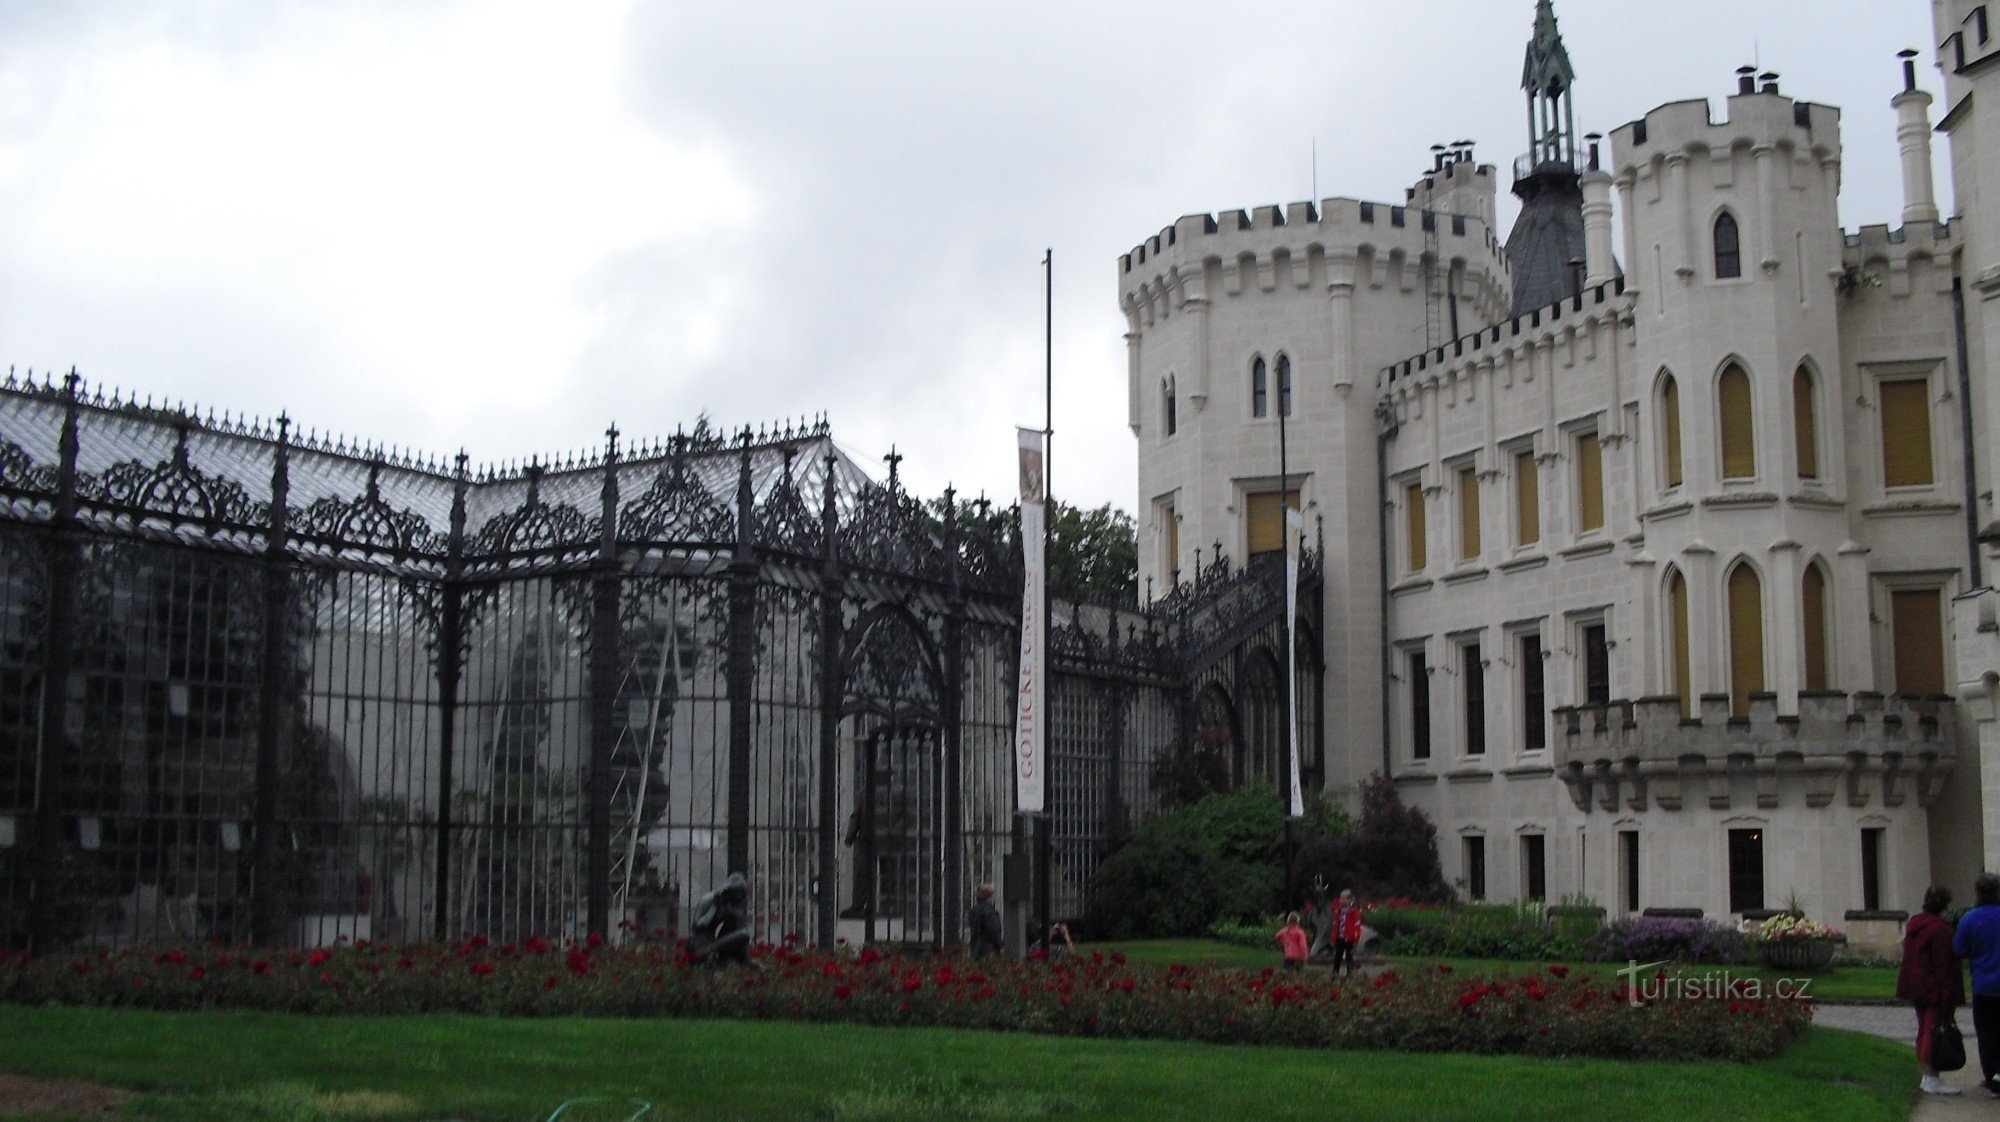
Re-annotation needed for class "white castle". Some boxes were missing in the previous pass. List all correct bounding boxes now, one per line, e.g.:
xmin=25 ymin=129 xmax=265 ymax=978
xmin=1120 ymin=0 xmax=2000 ymax=942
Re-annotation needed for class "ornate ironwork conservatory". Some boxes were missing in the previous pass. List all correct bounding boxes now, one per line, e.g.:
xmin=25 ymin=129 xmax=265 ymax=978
xmin=0 ymin=374 xmax=1319 ymax=951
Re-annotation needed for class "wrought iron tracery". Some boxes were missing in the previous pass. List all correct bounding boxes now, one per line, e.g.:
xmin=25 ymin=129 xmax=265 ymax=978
xmin=81 ymin=427 xmax=258 ymax=530
xmin=618 ymin=454 xmax=734 ymax=546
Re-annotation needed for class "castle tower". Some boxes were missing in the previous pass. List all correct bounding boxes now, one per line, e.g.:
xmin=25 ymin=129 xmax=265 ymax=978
xmin=1505 ymin=0 xmax=1592 ymax=315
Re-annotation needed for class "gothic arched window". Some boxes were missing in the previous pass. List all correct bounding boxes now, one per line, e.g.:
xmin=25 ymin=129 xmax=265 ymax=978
xmin=1164 ymin=376 xmax=1178 ymax=437
xmin=1794 ymin=365 xmax=1820 ymax=480
xmin=1714 ymin=212 xmax=1742 ymax=279
xmin=1276 ymin=354 xmax=1293 ymax=418
xmin=1726 ymin=562 xmax=1765 ymax=717
xmin=1251 ymin=358 xmax=1268 ymax=418
xmin=1718 ymin=364 xmax=1756 ymax=480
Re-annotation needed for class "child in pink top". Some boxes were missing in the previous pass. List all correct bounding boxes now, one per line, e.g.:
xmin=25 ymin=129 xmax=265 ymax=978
xmin=1275 ymin=912 xmax=1309 ymax=971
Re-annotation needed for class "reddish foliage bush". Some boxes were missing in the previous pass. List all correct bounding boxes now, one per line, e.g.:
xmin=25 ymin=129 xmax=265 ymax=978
xmin=0 ymin=941 xmax=1808 ymax=1061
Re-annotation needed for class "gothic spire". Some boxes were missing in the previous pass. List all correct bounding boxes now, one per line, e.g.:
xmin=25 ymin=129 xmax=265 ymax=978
xmin=1520 ymin=0 xmax=1579 ymax=174
xmin=1522 ymin=0 xmax=1575 ymax=98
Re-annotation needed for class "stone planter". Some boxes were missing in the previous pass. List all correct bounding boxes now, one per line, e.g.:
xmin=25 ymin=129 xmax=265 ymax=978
xmin=1758 ymin=938 xmax=1838 ymax=971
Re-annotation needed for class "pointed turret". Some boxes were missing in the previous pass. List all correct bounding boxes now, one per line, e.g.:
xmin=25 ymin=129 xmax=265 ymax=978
xmin=1505 ymin=0 xmax=1595 ymax=316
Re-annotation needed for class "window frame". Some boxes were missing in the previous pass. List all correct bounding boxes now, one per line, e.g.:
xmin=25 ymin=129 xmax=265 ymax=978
xmin=1457 ymin=635 xmax=1487 ymax=756
xmin=1716 ymin=362 xmax=1758 ymax=483
xmin=1724 ymin=558 xmax=1767 ymax=718
xmin=1713 ymin=210 xmax=1743 ymax=280
xmin=1401 ymin=474 xmax=1429 ymax=575
xmin=1792 ymin=363 xmax=1821 ymax=483
xmin=1570 ymin=424 xmax=1606 ymax=538
xmin=1874 ymin=368 xmax=1938 ymax=492
xmin=1568 ymin=609 xmax=1612 ymax=706
xmin=1251 ymin=356 xmax=1268 ymax=419
xmin=1401 ymin=642 xmax=1433 ymax=763
xmin=1463 ymin=834 xmax=1487 ymax=901
xmin=1453 ymin=459 xmax=1482 ymax=564
xmin=1657 ymin=371 xmax=1684 ymax=492
xmin=1163 ymin=375 xmax=1178 ymax=437
xmin=1727 ymin=825 xmax=1765 ymax=914
xmin=1514 ymin=624 xmax=1548 ymax=754
xmin=1619 ymin=829 xmax=1641 ymax=913
xmin=1876 ymin=574 xmax=1954 ymax=696
xmin=1519 ymin=832 xmax=1548 ymax=902
xmin=1508 ymin=441 xmax=1542 ymax=551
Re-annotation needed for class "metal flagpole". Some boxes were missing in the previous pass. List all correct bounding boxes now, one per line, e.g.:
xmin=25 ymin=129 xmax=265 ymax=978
xmin=1037 ymin=248 xmax=1054 ymax=948
xmin=1279 ymin=363 xmax=1302 ymax=895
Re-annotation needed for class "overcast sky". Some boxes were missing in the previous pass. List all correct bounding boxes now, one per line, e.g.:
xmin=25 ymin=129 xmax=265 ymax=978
xmin=0 ymin=0 xmax=1945 ymax=513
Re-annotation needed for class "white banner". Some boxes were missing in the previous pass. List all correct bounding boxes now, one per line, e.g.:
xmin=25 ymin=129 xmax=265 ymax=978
xmin=1285 ymin=506 xmax=1304 ymax=818
xmin=1015 ymin=427 xmax=1047 ymax=814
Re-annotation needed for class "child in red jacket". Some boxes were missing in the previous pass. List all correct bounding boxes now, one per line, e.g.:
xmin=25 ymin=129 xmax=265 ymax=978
xmin=1330 ymin=889 xmax=1364 ymax=976
xmin=1275 ymin=912 xmax=1309 ymax=971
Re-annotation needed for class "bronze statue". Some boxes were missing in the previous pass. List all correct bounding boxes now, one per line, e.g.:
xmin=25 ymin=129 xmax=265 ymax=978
xmin=691 ymin=871 xmax=753 ymax=967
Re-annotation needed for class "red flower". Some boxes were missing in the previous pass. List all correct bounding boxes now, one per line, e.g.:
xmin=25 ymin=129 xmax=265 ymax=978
xmin=586 ymin=931 xmax=605 ymax=949
xmin=524 ymin=936 xmax=550 ymax=954
xmin=250 ymin=960 xmax=270 ymax=975
xmin=835 ymin=984 xmax=853 ymax=999
xmin=306 ymin=950 xmax=332 ymax=967
xmin=1548 ymin=965 xmax=1570 ymax=978
xmin=544 ymin=977 xmax=558 ymax=990
xmin=470 ymin=962 xmax=496 ymax=976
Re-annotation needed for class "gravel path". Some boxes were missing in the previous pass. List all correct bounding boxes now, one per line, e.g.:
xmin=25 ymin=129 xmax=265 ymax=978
xmin=1815 ymin=1004 xmax=1985 ymax=1119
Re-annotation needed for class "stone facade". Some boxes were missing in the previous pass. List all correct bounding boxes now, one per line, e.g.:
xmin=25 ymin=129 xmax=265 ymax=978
xmin=1121 ymin=0 xmax=2000 ymax=932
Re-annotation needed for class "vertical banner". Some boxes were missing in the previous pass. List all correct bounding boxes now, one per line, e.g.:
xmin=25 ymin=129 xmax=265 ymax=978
xmin=1015 ymin=427 xmax=1048 ymax=814
xmin=1284 ymin=506 xmax=1304 ymax=818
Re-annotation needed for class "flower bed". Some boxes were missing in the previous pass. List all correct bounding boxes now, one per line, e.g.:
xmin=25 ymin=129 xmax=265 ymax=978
xmin=1589 ymin=917 xmax=1753 ymax=965
xmin=0 ymin=939 xmax=1809 ymax=1062
xmin=1750 ymin=916 xmax=1845 ymax=972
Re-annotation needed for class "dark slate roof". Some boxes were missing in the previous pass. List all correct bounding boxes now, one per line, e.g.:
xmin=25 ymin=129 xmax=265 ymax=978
xmin=1505 ymin=172 xmax=1589 ymax=317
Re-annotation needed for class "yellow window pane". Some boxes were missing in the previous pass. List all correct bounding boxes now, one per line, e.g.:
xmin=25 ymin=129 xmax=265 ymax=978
xmin=1793 ymin=368 xmax=1819 ymax=480
xmin=1880 ymin=379 xmax=1934 ymax=487
xmin=1661 ymin=377 xmax=1683 ymax=488
xmin=1719 ymin=366 xmax=1756 ymax=480
xmin=1458 ymin=467 xmax=1480 ymax=560
xmin=1668 ymin=570 xmax=1692 ymax=716
xmin=1891 ymin=588 xmax=1945 ymax=695
xmin=1246 ymin=489 xmax=1300 ymax=557
xmin=1726 ymin=565 xmax=1765 ymax=717
xmin=1802 ymin=566 xmax=1828 ymax=690
xmin=1406 ymin=483 xmax=1427 ymax=571
xmin=1514 ymin=451 xmax=1540 ymax=546
xmin=1576 ymin=433 xmax=1604 ymax=532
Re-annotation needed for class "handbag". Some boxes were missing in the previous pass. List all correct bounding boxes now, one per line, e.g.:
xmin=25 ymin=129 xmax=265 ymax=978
xmin=1932 ymin=1016 xmax=1968 ymax=1073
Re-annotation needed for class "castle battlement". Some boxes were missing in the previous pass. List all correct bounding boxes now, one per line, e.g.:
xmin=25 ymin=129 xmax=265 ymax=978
xmin=1375 ymin=276 xmax=1633 ymax=394
xmin=1552 ymin=691 xmax=1956 ymax=813
xmin=1119 ymin=194 xmax=1509 ymax=278
xmin=1119 ymin=195 xmax=1516 ymax=331
xmin=1609 ymin=90 xmax=1842 ymax=176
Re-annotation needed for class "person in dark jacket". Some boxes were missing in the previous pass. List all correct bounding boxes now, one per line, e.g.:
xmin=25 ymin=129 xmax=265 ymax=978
xmin=1900 ymin=885 xmax=1964 ymax=1095
xmin=968 ymin=883 xmax=1004 ymax=958
xmin=1953 ymin=873 xmax=2000 ymax=1095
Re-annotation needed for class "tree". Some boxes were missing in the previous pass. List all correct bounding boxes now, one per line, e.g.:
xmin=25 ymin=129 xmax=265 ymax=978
xmin=1048 ymin=501 xmax=1137 ymax=602
xmin=1291 ymin=773 xmax=1450 ymax=903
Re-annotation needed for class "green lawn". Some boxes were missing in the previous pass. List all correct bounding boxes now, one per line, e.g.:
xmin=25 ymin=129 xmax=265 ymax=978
xmin=1097 ymin=939 xmax=1900 ymax=1001
xmin=0 ymin=1005 xmax=1917 ymax=1122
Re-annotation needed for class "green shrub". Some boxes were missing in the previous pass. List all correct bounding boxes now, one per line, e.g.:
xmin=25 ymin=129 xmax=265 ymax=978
xmin=1370 ymin=899 xmax=1604 ymax=961
xmin=1084 ymin=788 xmax=1290 ymax=938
